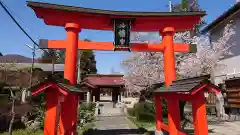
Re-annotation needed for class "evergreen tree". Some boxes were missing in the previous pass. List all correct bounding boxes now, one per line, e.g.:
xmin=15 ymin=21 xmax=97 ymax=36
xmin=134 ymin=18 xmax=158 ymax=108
xmin=172 ymin=0 xmax=206 ymax=35
xmin=55 ymin=50 xmax=65 ymax=64
xmin=39 ymin=49 xmax=56 ymax=63
xmin=181 ymin=0 xmax=189 ymax=11
xmin=47 ymin=39 xmax=97 ymax=80
xmin=79 ymin=39 xmax=97 ymax=80
xmin=79 ymin=49 xmax=97 ymax=80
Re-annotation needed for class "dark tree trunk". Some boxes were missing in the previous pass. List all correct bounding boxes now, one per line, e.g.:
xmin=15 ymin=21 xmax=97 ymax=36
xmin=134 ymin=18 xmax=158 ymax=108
xmin=8 ymin=90 xmax=16 ymax=135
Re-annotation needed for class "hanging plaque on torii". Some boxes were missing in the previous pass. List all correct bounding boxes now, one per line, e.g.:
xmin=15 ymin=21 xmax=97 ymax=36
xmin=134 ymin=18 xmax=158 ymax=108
xmin=113 ymin=19 xmax=131 ymax=51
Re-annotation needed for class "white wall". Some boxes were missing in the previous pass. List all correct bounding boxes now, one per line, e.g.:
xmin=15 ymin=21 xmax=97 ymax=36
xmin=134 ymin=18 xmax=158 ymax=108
xmin=210 ymin=15 xmax=239 ymax=85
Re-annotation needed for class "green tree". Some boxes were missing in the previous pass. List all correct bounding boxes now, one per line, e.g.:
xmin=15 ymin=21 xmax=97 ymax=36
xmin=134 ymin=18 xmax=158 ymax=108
xmin=47 ymin=39 xmax=97 ymax=80
xmin=79 ymin=49 xmax=97 ymax=80
xmin=0 ymin=52 xmax=3 ymax=56
xmin=172 ymin=0 xmax=206 ymax=35
xmin=39 ymin=49 xmax=56 ymax=63
xmin=55 ymin=50 xmax=65 ymax=64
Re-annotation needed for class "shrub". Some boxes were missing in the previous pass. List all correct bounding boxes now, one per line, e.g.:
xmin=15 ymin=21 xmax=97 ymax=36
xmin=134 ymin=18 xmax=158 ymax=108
xmin=134 ymin=102 xmax=155 ymax=122
xmin=0 ymin=129 xmax=43 ymax=135
xmin=133 ymin=101 xmax=168 ymax=122
xmin=137 ymin=112 xmax=155 ymax=122
xmin=78 ymin=102 xmax=96 ymax=128
xmin=162 ymin=100 xmax=168 ymax=117
xmin=134 ymin=102 xmax=154 ymax=115
xmin=127 ymin=108 xmax=135 ymax=116
xmin=79 ymin=102 xmax=96 ymax=112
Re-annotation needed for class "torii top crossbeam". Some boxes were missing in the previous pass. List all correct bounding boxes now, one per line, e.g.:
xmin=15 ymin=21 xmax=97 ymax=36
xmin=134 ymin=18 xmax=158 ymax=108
xmin=28 ymin=1 xmax=206 ymax=87
xmin=27 ymin=1 xmax=205 ymax=31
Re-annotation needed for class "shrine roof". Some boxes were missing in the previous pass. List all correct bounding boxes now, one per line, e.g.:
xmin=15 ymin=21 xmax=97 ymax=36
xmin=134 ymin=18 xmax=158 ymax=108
xmin=81 ymin=74 xmax=124 ymax=88
xmin=27 ymin=1 xmax=205 ymax=17
xmin=147 ymin=75 xmax=220 ymax=94
xmin=30 ymin=74 xmax=87 ymax=96
xmin=27 ymin=1 xmax=206 ymax=31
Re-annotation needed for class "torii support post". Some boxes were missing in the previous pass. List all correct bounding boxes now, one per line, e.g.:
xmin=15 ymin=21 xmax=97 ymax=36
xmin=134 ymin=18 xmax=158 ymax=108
xmin=44 ymin=89 xmax=59 ymax=135
xmin=192 ymin=91 xmax=208 ymax=135
xmin=58 ymin=23 xmax=80 ymax=135
xmin=155 ymin=94 xmax=163 ymax=135
xmin=167 ymin=96 xmax=181 ymax=135
xmin=161 ymin=27 xmax=176 ymax=87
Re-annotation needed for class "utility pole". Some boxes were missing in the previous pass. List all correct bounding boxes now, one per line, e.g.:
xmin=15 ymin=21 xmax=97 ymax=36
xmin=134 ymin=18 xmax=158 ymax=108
xmin=51 ymin=49 xmax=55 ymax=74
xmin=24 ymin=44 xmax=36 ymax=97
xmin=77 ymin=50 xmax=81 ymax=84
xmin=169 ymin=0 xmax=172 ymax=12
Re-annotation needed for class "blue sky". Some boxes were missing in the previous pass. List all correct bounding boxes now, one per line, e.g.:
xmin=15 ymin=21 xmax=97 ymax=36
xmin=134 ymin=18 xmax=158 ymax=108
xmin=0 ymin=0 xmax=237 ymax=73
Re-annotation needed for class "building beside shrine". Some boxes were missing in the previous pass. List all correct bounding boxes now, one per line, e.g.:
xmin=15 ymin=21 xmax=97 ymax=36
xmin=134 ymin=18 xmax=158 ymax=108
xmin=0 ymin=54 xmax=64 ymax=88
xmin=202 ymin=2 xmax=240 ymax=115
xmin=202 ymin=2 xmax=240 ymax=85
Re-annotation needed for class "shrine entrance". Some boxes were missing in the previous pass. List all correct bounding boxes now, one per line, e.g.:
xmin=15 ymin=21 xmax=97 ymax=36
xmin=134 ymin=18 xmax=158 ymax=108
xmin=80 ymin=74 xmax=125 ymax=103
xmin=27 ymin=1 xmax=205 ymax=135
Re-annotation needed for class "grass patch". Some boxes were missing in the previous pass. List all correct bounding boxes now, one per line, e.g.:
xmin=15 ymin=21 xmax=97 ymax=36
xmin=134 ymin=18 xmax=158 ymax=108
xmin=127 ymin=115 xmax=168 ymax=130
xmin=78 ymin=122 xmax=95 ymax=135
xmin=0 ymin=129 xmax=43 ymax=135
xmin=127 ymin=115 xmax=154 ymax=129
xmin=0 ymin=123 xmax=95 ymax=135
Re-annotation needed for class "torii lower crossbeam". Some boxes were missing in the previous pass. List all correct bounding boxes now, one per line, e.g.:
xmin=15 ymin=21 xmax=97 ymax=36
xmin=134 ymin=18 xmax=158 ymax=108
xmin=40 ymin=28 xmax=196 ymax=88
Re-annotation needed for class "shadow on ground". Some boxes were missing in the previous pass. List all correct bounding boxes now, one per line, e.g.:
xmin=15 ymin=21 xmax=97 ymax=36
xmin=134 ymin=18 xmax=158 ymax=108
xmin=82 ymin=128 xmax=146 ymax=135
xmin=144 ymin=129 xmax=216 ymax=135
xmin=182 ymin=129 xmax=215 ymax=135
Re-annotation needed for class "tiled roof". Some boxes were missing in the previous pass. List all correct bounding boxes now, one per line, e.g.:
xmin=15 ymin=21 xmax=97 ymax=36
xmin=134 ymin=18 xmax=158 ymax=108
xmin=147 ymin=75 xmax=220 ymax=94
xmin=0 ymin=63 xmax=64 ymax=72
xmin=83 ymin=74 xmax=124 ymax=87
xmin=27 ymin=1 xmax=206 ymax=17
xmin=0 ymin=54 xmax=64 ymax=72
xmin=30 ymin=75 xmax=87 ymax=96
xmin=15 ymin=63 xmax=64 ymax=72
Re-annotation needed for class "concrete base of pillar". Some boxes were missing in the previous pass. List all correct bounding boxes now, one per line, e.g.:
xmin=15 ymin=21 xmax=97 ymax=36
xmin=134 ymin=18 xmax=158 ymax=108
xmin=155 ymin=130 xmax=164 ymax=135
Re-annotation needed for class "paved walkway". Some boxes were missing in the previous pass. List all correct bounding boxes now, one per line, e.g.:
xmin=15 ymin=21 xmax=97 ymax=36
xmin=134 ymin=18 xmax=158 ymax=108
xmin=98 ymin=102 xmax=124 ymax=117
xmin=208 ymin=121 xmax=240 ymax=135
xmin=93 ymin=116 xmax=144 ymax=135
xmin=90 ymin=100 xmax=240 ymax=135
xmin=90 ymin=102 xmax=144 ymax=135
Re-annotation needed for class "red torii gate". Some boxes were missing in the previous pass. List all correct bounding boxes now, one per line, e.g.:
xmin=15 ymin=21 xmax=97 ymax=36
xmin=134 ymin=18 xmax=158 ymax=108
xmin=27 ymin=1 xmax=205 ymax=135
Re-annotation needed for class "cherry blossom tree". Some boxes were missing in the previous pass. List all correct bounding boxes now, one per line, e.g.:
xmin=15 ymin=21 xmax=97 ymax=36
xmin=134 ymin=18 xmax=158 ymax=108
xmin=177 ymin=23 xmax=236 ymax=78
xmin=122 ymin=22 xmax=235 ymax=92
xmin=122 ymin=22 xmax=235 ymax=122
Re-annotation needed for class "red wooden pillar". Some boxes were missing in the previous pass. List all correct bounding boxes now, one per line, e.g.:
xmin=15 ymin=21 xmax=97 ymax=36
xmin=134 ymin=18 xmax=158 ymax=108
xmin=44 ymin=90 xmax=59 ymax=135
xmin=161 ymin=27 xmax=176 ymax=87
xmin=155 ymin=94 xmax=163 ymax=135
xmin=167 ymin=97 xmax=181 ymax=135
xmin=59 ymin=23 xmax=81 ymax=135
xmin=192 ymin=91 xmax=208 ymax=135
